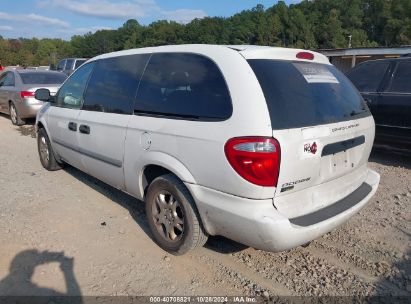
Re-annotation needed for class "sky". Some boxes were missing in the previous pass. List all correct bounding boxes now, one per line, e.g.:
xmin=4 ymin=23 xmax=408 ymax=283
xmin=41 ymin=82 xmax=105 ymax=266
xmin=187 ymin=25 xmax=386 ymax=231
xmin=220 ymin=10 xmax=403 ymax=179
xmin=0 ymin=0 xmax=300 ymax=40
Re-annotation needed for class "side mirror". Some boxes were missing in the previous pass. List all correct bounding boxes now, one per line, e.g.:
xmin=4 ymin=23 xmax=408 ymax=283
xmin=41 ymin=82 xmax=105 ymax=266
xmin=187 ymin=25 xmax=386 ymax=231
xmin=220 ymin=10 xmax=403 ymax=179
xmin=35 ymin=88 xmax=52 ymax=102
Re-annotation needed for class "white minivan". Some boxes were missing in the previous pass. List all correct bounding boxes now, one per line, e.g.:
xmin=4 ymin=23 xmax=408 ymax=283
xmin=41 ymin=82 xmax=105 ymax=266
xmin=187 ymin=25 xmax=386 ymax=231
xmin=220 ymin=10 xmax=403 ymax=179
xmin=35 ymin=45 xmax=380 ymax=255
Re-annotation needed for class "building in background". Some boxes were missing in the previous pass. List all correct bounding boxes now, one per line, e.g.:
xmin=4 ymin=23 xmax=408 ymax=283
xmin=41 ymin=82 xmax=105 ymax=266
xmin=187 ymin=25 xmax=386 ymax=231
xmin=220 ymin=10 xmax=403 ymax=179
xmin=318 ymin=46 xmax=411 ymax=73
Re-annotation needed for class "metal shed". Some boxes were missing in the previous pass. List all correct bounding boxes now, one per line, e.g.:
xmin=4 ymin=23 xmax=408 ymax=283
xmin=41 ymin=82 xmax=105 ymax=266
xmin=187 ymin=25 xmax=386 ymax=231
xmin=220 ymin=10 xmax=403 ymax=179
xmin=317 ymin=46 xmax=411 ymax=73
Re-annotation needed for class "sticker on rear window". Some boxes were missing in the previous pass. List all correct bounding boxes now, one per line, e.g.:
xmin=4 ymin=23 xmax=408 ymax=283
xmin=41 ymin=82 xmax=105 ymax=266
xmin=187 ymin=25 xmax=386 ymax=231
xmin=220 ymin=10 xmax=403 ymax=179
xmin=293 ymin=63 xmax=339 ymax=84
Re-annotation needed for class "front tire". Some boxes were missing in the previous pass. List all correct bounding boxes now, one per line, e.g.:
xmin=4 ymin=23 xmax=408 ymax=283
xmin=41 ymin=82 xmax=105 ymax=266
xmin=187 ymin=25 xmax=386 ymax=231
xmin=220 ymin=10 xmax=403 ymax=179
xmin=9 ymin=103 xmax=25 ymax=126
xmin=37 ymin=128 xmax=62 ymax=171
xmin=145 ymin=174 xmax=208 ymax=255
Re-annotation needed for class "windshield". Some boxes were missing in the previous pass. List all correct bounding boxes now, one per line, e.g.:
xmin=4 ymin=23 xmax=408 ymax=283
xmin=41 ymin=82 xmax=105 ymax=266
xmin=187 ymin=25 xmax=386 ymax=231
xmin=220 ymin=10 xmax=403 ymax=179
xmin=248 ymin=60 xmax=370 ymax=130
xmin=19 ymin=72 xmax=67 ymax=85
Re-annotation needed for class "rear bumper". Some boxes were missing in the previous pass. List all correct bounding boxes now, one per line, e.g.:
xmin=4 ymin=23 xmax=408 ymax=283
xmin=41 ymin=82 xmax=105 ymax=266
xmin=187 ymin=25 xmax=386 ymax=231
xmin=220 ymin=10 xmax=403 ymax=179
xmin=187 ymin=168 xmax=379 ymax=252
xmin=14 ymin=99 xmax=43 ymax=119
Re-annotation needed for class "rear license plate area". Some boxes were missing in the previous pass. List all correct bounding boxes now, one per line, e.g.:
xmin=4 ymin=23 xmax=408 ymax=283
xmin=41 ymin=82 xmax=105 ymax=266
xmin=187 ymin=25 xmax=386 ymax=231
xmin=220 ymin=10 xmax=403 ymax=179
xmin=331 ymin=151 xmax=349 ymax=172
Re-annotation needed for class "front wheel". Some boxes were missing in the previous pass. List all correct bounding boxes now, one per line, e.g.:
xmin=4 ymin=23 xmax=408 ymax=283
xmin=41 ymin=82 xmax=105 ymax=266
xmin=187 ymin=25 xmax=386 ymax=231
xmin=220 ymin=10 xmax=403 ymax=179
xmin=37 ymin=128 xmax=62 ymax=171
xmin=145 ymin=174 xmax=208 ymax=255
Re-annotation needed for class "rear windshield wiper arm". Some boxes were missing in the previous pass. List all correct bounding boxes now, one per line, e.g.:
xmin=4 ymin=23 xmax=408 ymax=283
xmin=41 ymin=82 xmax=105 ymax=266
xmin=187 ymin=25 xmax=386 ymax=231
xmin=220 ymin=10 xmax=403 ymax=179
xmin=349 ymin=109 xmax=368 ymax=117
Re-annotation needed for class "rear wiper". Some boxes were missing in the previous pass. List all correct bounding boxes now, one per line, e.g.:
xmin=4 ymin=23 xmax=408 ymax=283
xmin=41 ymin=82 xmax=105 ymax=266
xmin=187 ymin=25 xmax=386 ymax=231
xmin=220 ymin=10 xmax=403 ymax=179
xmin=349 ymin=109 xmax=367 ymax=117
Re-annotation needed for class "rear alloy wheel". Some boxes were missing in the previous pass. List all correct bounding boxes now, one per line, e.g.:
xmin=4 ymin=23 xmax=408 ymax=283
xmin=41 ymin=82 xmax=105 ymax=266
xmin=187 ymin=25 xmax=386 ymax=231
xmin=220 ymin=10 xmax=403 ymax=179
xmin=37 ymin=128 xmax=62 ymax=171
xmin=9 ymin=103 xmax=25 ymax=126
xmin=145 ymin=174 xmax=208 ymax=255
xmin=152 ymin=191 xmax=185 ymax=242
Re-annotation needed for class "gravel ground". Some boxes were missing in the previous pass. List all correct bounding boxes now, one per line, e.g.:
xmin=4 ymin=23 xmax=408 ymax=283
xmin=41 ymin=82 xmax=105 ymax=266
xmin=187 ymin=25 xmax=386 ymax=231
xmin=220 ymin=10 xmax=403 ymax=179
xmin=0 ymin=114 xmax=410 ymax=300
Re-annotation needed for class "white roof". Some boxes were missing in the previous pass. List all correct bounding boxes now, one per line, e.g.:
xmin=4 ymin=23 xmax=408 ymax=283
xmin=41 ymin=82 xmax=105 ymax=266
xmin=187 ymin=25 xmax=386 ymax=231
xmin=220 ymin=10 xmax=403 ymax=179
xmin=90 ymin=44 xmax=330 ymax=65
xmin=229 ymin=45 xmax=330 ymax=64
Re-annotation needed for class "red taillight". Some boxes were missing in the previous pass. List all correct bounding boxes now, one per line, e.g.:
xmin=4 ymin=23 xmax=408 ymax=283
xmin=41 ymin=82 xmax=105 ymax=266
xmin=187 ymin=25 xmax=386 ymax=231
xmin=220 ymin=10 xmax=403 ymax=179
xmin=225 ymin=137 xmax=281 ymax=187
xmin=20 ymin=91 xmax=35 ymax=99
xmin=296 ymin=52 xmax=314 ymax=60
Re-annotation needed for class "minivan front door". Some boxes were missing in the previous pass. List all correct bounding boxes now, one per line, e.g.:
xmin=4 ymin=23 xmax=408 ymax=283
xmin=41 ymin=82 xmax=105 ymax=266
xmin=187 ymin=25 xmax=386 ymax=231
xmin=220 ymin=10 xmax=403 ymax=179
xmin=76 ymin=111 xmax=130 ymax=189
xmin=47 ymin=62 xmax=95 ymax=172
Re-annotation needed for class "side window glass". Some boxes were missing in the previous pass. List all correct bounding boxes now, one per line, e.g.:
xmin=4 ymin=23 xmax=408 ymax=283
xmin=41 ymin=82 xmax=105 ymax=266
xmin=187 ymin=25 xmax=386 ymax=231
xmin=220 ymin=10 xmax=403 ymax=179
xmin=347 ymin=62 xmax=389 ymax=92
xmin=75 ymin=60 xmax=86 ymax=69
xmin=388 ymin=61 xmax=411 ymax=93
xmin=56 ymin=62 xmax=94 ymax=109
xmin=135 ymin=53 xmax=232 ymax=120
xmin=3 ymin=72 xmax=15 ymax=86
xmin=57 ymin=60 xmax=66 ymax=71
xmin=0 ymin=73 xmax=7 ymax=87
xmin=65 ymin=59 xmax=74 ymax=70
xmin=83 ymin=54 xmax=149 ymax=114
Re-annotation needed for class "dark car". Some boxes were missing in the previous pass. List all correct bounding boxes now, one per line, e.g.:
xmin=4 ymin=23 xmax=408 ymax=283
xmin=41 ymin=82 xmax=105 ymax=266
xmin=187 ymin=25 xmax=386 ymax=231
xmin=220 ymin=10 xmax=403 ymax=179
xmin=347 ymin=57 xmax=411 ymax=151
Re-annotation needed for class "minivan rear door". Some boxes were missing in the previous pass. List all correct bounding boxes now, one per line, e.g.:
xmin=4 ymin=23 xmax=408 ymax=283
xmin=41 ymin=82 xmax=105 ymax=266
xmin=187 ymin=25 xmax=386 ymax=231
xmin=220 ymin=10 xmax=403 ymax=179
xmin=248 ymin=59 xmax=374 ymax=207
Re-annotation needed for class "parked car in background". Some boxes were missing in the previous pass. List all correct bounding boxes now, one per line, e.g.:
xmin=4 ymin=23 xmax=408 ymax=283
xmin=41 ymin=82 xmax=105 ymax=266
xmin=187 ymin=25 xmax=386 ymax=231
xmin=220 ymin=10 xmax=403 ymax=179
xmin=0 ymin=70 xmax=67 ymax=125
xmin=35 ymin=45 xmax=379 ymax=255
xmin=25 ymin=66 xmax=50 ymax=71
xmin=347 ymin=57 xmax=411 ymax=151
xmin=55 ymin=58 xmax=88 ymax=75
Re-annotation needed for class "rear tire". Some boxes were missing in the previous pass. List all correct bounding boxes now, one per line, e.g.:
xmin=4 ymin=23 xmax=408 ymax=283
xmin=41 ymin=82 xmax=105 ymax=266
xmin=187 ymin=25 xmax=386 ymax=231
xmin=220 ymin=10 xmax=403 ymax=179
xmin=9 ymin=102 xmax=25 ymax=126
xmin=37 ymin=128 xmax=62 ymax=171
xmin=145 ymin=174 xmax=208 ymax=255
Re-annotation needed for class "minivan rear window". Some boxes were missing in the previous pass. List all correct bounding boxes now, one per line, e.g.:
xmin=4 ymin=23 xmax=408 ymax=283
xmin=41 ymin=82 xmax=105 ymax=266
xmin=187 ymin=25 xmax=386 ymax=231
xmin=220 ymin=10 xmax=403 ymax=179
xmin=248 ymin=60 xmax=370 ymax=129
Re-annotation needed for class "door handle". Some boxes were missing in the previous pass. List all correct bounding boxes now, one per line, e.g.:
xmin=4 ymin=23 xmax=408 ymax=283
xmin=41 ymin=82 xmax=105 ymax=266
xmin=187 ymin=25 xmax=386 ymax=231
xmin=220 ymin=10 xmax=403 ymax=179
xmin=79 ymin=124 xmax=90 ymax=134
xmin=68 ymin=122 xmax=77 ymax=131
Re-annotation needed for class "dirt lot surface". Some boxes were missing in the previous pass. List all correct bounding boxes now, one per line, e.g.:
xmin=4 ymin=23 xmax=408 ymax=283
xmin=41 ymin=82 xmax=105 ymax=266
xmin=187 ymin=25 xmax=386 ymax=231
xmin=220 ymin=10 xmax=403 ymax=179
xmin=0 ymin=114 xmax=410 ymax=300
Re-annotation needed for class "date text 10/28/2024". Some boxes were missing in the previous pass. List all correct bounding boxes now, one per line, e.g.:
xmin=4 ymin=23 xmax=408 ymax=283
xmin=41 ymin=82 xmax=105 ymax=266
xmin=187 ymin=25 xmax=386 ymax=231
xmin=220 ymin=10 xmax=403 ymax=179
xmin=149 ymin=296 xmax=258 ymax=303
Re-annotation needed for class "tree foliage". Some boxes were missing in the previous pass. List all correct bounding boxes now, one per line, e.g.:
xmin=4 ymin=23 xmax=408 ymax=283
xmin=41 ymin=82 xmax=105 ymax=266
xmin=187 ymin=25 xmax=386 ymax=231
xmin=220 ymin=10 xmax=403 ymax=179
xmin=0 ymin=0 xmax=410 ymax=66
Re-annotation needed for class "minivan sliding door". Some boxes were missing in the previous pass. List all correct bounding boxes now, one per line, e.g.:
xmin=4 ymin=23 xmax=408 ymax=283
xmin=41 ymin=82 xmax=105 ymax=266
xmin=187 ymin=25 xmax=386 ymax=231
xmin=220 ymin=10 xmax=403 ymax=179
xmin=77 ymin=54 xmax=149 ymax=190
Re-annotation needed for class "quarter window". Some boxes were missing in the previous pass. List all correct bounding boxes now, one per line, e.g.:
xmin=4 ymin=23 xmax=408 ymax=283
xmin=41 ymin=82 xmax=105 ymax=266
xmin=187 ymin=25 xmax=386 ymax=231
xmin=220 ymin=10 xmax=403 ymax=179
xmin=3 ymin=72 xmax=14 ymax=87
xmin=388 ymin=61 xmax=411 ymax=93
xmin=56 ymin=62 xmax=95 ymax=109
xmin=0 ymin=73 xmax=6 ymax=86
xmin=83 ymin=54 xmax=149 ymax=114
xmin=135 ymin=53 xmax=232 ymax=120
xmin=3 ymin=72 xmax=15 ymax=86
